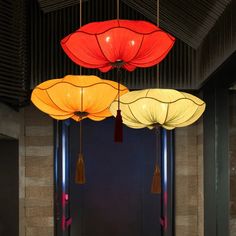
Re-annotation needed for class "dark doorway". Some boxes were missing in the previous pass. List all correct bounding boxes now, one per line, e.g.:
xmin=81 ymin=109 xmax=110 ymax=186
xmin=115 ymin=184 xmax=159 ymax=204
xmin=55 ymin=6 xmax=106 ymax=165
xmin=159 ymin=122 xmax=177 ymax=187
xmin=0 ymin=136 xmax=19 ymax=236
xmin=70 ymin=118 xmax=160 ymax=236
xmin=54 ymin=118 xmax=174 ymax=236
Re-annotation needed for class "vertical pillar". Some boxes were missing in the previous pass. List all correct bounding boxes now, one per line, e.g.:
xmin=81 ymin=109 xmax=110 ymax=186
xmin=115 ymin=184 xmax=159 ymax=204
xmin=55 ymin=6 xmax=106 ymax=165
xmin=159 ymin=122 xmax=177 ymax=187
xmin=203 ymin=87 xmax=229 ymax=236
xmin=161 ymin=129 xmax=175 ymax=236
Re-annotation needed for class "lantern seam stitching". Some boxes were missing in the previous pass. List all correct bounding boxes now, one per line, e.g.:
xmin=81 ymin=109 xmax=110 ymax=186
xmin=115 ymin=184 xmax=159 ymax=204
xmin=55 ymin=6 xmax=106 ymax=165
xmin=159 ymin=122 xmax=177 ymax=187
xmin=145 ymin=89 xmax=151 ymax=97
xmin=45 ymin=90 xmax=71 ymax=112
xmin=125 ymin=35 xmax=145 ymax=64
xmin=49 ymin=113 xmax=73 ymax=117
xmin=36 ymin=82 xmax=128 ymax=91
xmin=163 ymin=104 xmax=170 ymax=124
xmin=127 ymin=104 xmax=144 ymax=124
xmin=117 ymin=97 xmax=205 ymax=106
xmin=94 ymin=34 xmax=111 ymax=64
xmin=129 ymin=42 xmax=175 ymax=66
xmin=33 ymin=90 xmax=69 ymax=114
xmin=86 ymin=103 xmax=113 ymax=116
xmin=166 ymin=106 xmax=200 ymax=127
xmin=76 ymin=28 xmax=165 ymax=36
xmin=61 ymin=42 xmax=110 ymax=67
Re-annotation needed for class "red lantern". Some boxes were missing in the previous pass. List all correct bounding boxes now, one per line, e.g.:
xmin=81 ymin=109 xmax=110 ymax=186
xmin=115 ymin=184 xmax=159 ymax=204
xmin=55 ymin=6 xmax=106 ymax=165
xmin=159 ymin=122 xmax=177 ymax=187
xmin=61 ymin=20 xmax=175 ymax=72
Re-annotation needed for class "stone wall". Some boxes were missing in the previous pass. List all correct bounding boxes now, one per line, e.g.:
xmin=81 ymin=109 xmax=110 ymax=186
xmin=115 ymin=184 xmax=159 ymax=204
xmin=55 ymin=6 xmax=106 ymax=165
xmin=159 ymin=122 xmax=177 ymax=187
xmin=0 ymin=103 xmax=54 ymax=236
xmin=24 ymin=105 xmax=54 ymax=236
xmin=175 ymin=120 xmax=203 ymax=236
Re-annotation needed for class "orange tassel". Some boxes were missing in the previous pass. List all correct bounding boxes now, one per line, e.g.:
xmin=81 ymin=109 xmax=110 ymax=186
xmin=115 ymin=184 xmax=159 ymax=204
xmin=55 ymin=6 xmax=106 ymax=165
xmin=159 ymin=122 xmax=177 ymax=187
xmin=151 ymin=164 xmax=161 ymax=194
xmin=75 ymin=153 xmax=86 ymax=184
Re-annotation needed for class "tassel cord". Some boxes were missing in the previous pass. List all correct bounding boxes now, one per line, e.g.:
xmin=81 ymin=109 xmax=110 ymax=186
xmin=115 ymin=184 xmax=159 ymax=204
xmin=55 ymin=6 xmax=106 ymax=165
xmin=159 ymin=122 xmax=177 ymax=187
xmin=155 ymin=126 xmax=160 ymax=166
xmin=117 ymin=67 xmax=121 ymax=110
xmin=80 ymin=87 xmax=84 ymax=154
xmin=151 ymin=126 xmax=161 ymax=194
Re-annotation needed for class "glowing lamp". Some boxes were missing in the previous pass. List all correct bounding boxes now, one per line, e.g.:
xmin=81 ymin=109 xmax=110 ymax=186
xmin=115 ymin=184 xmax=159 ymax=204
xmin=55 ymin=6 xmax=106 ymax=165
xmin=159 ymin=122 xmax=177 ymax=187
xmin=61 ymin=19 xmax=175 ymax=72
xmin=31 ymin=75 xmax=129 ymax=184
xmin=31 ymin=75 xmax=128 ymax=122
xmin=109 ymin=89 xmax=205 ymax=130
xmin=110 ymin=89 xmax=205 ymax=194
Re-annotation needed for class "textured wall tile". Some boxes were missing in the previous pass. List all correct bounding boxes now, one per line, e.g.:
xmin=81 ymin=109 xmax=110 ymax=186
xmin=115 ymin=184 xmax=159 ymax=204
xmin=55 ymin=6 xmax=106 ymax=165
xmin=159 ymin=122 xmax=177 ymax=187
xmin=25 ymin=155 xmax=53 ymax=167
xmin=175 ymin=159 xmax=198 ymax=176
xmin=26 ymin=186 xmax=53 ymax=199
xmin=25 ymin=199 xmax=53 ymax=207
xmin=26 ymin=206 xmax=53 ymax=217
xmin=26 ymin=146 xmax=53 ymax=156
xmin=25 ymin=176 xmax=53 ymax=187
xmin=176 ymin=175 xmax=198 ymax=206
xmin=26 ymin=216 xmax=53 ymax=227
xmin=176 ymin=225 xmax=198 ymax=236
xmin=176 ymin=215 xmax=198 ymax=226
xmin=25 ymin=136 xmax=53 ymax=146
xmin=26 ymin=227 xmax=54 ymax=236
xmin=19 ymin=166 xmax=25 ymax=198
xmin=19 ymin=198 xmax=25 ymax=236
xmin=25 ymin=166 xmax=53 ymax=178
xmin=26 ymin=126 xmax=53 ymax=137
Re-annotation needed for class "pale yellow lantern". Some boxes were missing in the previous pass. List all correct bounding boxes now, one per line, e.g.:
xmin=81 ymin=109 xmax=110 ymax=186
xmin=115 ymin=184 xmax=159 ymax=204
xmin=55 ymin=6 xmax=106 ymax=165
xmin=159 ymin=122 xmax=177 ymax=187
xmin=109 ymin=89 xmax=206 ymax=130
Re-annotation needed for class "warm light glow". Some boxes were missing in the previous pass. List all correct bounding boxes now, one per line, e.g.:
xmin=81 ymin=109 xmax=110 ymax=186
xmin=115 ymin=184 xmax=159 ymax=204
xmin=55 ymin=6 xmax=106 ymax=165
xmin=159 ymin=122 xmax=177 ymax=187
xmin=109 ymin=89 xmax=206 ymax=129
xmin=61 ymin=19 xmax=175 ymax=72
xmin=105 ymin=36 xmax=111 ymax=42
xmin=31 ymin=75 xmax=129 ymax=122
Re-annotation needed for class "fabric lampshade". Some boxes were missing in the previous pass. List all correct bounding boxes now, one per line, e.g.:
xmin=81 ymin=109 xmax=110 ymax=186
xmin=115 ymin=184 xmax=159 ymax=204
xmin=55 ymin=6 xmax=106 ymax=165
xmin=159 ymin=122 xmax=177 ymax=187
xmin=61 ymin=19 xmax=175 ymax=72
xmin=109 ymin=89 xmax=205 ymax=129
xmin=31 ymin=75 xmax=129 ymax=121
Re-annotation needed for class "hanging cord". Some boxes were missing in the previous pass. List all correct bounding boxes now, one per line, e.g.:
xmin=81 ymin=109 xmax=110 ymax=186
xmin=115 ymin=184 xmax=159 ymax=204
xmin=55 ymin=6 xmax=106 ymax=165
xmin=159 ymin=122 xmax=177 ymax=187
xmin=79 ymin=0 xmax=83 ymax=155
xmin=75 ymin=88 xmax=86 ymax=184
xmin=151 ymin=126 xmax=161 ymax=194
xmin=156 ymin=0 xmax=160 ymax=88
xmin=114 ymin=67 xmax=123 ymax=142
xmin=80 ymin=0 xmax=82 ymax=27
xmin=117 ymin=68 xmax=121 ymax=110
xmin=155 ymin=127 xmax=160 ymax=166
xmin=75 ymin=1 xmax=86 ymax=183
xmin=117 ymin=0 xmax=120 ymax=20
xmin=156 ymin=0 xmax=159 ymax=27
xmin=79 ymin=90 xmax=83 ymax=154
xmin=80 ymin=0 xmax=82 ymax=75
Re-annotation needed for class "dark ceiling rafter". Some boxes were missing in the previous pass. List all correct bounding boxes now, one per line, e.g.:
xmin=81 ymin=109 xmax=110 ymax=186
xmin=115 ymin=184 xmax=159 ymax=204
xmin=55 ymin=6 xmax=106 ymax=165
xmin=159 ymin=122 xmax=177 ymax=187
xmin=37 ymin=0 xmax=87 ymax=13
xmin=122 ymin=0 xmax=231 ymax=49
xmin=0 ymin=0 xmax=29 ymax=108
xmin=37 ymin=0 xmax=232 ymax=49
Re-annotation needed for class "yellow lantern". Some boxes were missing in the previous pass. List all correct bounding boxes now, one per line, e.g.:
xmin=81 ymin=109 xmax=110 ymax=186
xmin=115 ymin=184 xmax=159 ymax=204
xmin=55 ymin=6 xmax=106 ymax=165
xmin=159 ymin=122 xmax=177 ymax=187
xmin=31 ymin=75 xmax=129 ymax=184
xmin=109 ymin=89 xmax=205 ymax=130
